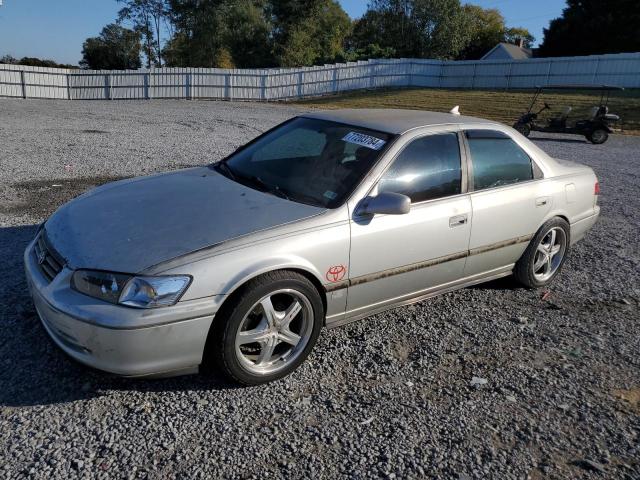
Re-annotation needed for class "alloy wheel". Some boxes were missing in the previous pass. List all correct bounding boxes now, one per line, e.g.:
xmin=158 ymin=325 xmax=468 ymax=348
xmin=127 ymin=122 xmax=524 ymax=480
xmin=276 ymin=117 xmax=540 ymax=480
xmin=234 ymin=289 xmax=314 ymax=375
xmin=533 ymin=227 xmax=567 ymax=282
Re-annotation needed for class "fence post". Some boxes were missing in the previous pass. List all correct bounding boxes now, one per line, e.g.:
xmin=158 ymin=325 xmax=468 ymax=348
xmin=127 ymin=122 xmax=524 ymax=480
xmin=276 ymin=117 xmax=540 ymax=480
xmin=471 ymin=62 xmax=477 ymax=89
xmin=260 ymin=74 xmax=267 ymax=101
xmin=224 ymin=73 xmax=231 ymax=100
xmin=104 ymin=74 xmax=111 ymax=100
xmin=407 ymin=61 xmax=413 ymax=87
xmin=66 ymin=73 xmax=71 ymax=100
xmin=144 ymin=72 xmax=150 ymax=99
xmin=545 ymin=60 xmax=552 ymax=86
xmin=297 ymin=71 xmax=303 ymax=98
xmin=186 ymin=72 xmax=192 ymax=100
xmin=505 ymin=62 xmax=513 ymax=90
xmin=332 ymin=67 xmax=338 ymax=93
xmin=591 ymin=58 xmax=600 ymax=85
xmin=20 ymin=70 xmax=26 ymax=99
xmin=369 ymin=61 xmax=375 ymax=89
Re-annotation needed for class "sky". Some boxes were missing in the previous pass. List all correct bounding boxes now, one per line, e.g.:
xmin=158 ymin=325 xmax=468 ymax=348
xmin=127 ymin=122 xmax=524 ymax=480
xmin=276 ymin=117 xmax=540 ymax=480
xmin=0 ymin=0 xmax=567 ymax=65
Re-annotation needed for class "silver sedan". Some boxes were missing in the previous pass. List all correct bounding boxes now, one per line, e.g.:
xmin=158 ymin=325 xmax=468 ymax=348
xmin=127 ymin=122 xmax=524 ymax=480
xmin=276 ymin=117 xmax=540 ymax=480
xmin=25 ymin=109 xmax=600 ymax=384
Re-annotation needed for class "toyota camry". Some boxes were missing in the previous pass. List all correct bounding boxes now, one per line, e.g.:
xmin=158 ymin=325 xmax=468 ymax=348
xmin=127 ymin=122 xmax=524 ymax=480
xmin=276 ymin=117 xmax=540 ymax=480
xmin=25 ymin=109 xmax=600 ymax=385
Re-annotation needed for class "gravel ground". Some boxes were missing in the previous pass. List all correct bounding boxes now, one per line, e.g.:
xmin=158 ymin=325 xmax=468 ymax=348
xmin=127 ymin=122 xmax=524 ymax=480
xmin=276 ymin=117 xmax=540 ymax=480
xmin=0 ymin=99 xmax=639 ymax=479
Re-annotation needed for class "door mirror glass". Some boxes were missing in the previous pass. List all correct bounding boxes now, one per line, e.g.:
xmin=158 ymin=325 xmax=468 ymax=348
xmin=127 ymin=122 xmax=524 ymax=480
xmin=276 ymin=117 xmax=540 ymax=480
xmin=357 ymin=192 xmax=411 ymax=216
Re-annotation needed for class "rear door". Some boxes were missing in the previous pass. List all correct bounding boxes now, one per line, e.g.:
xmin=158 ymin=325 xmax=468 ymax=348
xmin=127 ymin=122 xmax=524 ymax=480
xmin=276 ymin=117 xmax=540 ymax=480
xmin=462 ymin=129 xmax=552 ymax=276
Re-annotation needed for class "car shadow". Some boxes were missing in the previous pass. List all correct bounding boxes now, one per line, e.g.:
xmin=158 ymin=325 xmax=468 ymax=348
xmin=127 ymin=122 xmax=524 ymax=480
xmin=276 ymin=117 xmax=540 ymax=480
xmin=0 ymin=224 xmax=239 ymax=408
xmin=469 ymin=276 xmax=521 ymax=291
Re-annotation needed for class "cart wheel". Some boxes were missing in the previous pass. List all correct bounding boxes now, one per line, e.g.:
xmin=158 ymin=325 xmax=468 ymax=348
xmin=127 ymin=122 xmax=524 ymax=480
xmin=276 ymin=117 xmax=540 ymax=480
xmin=588 ymin=129 xmax=608 ymax=144
xmin=513 ymin=122 xmax=531 ymax=137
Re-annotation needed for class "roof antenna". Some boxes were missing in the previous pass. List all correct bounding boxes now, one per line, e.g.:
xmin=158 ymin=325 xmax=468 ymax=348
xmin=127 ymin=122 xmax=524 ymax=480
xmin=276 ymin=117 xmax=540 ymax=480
xmin=449 ymin=106 xmax=461 ymax=116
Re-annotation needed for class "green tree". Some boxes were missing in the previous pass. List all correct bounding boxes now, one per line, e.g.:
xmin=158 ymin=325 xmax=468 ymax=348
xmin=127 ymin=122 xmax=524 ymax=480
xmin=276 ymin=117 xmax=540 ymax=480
xmin=457 ymin=6 xmax=504 ymax=60
xmin=165 ymin=0 xmax=272 ymax=68
xmin=118 ymin=0 xmax=168 ymax=67
xmin=456 ymin=6 xmax=534 ymax=60
xmin=349 ymin=0 xmax=469 ymax=60
xmin=80 ymin=24 xmax=142 ymax=70
xmin=269 ymin=0 xmax=352 ymax=67
xmin=539 ymin=0 xmax=640 ymax=57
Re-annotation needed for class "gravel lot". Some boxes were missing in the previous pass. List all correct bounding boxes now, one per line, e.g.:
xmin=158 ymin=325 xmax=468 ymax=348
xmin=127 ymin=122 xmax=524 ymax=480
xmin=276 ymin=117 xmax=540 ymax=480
xmin=1 ymin=99 xmax=639 ymax=479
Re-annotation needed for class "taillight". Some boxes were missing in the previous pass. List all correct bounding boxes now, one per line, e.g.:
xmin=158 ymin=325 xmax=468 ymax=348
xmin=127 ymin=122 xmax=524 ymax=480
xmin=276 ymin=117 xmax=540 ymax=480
xmin=594 ymin=182 xmax=600 ymax=195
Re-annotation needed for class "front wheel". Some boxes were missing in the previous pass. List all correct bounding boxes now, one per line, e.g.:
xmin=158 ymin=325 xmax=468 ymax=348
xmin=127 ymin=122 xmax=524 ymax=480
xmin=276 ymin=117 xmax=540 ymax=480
xmin=205 ymin=271 xmax=324 ymax=385
xmin=587 ymin=128 xmax=608 ymax=144
xmin=514 ymin=218 xmax=570 ymax=288
xmin=513 ymin=122 xmax=531 ymax=137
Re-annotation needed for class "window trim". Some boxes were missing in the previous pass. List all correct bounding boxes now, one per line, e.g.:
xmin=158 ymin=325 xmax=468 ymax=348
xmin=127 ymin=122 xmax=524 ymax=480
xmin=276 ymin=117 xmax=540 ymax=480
xmin=367 ymin=129 xmax=469 ymax=207
xmin=461 ymin=128 xmax=544 ymax=193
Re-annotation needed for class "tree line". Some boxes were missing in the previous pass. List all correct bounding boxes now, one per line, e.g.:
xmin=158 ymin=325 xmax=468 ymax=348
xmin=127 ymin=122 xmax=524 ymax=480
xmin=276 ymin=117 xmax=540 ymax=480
xmin=81 ymin=0 xmax=538 ymax=70
xmin=1 ymin=0 xmax=638 ymax=70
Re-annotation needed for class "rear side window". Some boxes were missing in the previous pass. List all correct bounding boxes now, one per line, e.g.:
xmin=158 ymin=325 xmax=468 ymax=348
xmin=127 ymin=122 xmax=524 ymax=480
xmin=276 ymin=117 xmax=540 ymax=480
xmin=378 ymin=133 xmax=462 ymax=203
xmin=465 ymin=130 xmax=533 ymax=190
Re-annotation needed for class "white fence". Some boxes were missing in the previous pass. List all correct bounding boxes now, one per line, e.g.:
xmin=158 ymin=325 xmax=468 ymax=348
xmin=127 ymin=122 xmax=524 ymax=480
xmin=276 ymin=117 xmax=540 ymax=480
xmin=1 ymin=52 xmax=639 ymax=101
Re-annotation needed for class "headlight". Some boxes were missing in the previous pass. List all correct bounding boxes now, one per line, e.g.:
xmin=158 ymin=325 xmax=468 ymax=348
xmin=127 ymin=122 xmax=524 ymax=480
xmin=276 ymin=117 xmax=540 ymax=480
xmin=71 ymin=270 xmax=191 ymax=308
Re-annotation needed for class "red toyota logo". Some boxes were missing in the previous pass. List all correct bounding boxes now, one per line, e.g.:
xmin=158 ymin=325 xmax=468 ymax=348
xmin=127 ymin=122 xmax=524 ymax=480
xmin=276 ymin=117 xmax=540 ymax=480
xmin=326 ymin=265 xmax=346 ymax=283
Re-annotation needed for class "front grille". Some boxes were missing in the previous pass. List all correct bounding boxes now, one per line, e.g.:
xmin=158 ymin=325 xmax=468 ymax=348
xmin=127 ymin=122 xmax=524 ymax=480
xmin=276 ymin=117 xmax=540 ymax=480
xmin=33 ymin=233 xmax=64 ymax=282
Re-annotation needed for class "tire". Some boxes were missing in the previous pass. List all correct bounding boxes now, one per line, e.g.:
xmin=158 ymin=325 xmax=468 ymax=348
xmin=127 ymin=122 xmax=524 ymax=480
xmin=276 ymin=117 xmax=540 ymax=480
xmin=513 ymin=122 xmax=531 ymax=137
xmin=204 ymin=270 xmax=324 ymax=385
xmin=587 ymin=128 xmax=608 ymax=144
xmin=514 ymin=217 xmax=570 ymax=288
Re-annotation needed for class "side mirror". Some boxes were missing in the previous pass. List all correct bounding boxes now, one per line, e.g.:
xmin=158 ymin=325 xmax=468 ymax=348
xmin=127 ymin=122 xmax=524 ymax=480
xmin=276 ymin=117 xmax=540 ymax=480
xmin=357 ymin=192 xmax=411 ymax=216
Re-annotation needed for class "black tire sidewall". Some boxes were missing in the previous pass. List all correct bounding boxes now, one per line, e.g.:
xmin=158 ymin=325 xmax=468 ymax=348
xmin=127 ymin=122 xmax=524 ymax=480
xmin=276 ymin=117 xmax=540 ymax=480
xmin=515 ymin=218 xmax=571 ymax=288
xmin=214 ymin=272 xmax=324 ymax=385
xmin=589 ymin=129 xmax=608 ymax=144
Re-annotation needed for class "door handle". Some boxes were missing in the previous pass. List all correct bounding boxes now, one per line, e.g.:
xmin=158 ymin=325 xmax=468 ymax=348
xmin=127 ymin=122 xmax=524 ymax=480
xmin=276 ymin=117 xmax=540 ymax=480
xmin=536 ymin=196 xmax=550 ymax=207
xmin=449 ymin=214 xmax=468 ymax=227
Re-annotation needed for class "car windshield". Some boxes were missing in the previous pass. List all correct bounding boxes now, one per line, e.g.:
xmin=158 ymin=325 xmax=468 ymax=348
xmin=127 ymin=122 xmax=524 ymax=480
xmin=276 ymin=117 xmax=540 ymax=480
xmin=213 ymin=117 xmax=394 ymax=208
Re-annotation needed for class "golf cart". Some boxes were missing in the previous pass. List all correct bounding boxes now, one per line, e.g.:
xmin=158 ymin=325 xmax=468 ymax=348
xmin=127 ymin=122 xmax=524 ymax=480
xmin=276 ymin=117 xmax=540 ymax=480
xmin=513 ymin=85 xmax=623 ymax=144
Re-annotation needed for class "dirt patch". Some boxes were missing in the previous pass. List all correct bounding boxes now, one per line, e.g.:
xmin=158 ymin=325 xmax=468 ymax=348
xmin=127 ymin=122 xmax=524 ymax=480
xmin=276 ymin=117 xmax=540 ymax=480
xmin=2 ymin=176 xmax=128 ymax=219
xmin=613 ymin=388 xmax=640 ymax=413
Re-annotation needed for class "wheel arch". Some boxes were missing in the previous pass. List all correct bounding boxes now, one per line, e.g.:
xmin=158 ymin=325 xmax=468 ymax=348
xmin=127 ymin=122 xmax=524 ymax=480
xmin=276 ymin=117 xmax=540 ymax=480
xmin=200 ymin=265 xmax=328 ymax=372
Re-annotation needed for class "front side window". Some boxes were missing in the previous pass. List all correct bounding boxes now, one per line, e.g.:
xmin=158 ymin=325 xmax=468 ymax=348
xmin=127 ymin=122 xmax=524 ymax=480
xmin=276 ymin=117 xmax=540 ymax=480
xmin=377 ymin=133 xmax=462 ymax=203
xmin=465 ymin=130 xmax=533 ymax=190
xmin=215 ymin=117 xmax=393 ymax=208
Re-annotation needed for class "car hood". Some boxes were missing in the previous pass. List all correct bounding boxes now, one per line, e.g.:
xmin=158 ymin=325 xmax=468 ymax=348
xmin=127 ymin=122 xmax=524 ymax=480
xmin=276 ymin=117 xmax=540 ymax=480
xmin=44 ymin=167 xmax=325 ymax=273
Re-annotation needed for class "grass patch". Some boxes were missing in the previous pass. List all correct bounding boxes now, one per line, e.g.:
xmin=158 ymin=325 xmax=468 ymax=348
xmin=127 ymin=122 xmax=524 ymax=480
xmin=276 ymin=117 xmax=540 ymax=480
xmin=294 ymin=87 xmax=640 ymax=134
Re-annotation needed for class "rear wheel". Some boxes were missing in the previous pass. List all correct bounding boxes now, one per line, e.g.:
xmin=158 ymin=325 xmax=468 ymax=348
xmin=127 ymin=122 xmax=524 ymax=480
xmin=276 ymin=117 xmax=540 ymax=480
xmin=205 ymin=271 xmax=324 ymax=385
xmin=513 ymin=122 xmax=531 ymax=137
xmin=514 ymin=218 xmax=570 ymax=288
xmin=587 ymin=128 xmax=608 ymax=144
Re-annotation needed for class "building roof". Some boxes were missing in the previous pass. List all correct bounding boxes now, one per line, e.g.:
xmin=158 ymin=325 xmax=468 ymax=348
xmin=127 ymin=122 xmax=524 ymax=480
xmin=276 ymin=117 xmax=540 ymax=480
xmin=301 ymin=108 xmax=495 ymax=135
xmin=481 ymin=42 xmax=533 ymax=61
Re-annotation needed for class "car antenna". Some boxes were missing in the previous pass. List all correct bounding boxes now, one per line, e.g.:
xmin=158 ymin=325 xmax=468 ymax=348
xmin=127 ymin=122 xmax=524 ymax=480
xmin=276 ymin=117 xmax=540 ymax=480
xmin=449 ymin=106 xmax=461 ymax=116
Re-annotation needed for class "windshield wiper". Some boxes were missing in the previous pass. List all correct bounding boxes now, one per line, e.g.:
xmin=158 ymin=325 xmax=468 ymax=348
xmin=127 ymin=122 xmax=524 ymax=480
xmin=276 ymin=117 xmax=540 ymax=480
xmin=242 ymin=175 xmax=292 ymax=201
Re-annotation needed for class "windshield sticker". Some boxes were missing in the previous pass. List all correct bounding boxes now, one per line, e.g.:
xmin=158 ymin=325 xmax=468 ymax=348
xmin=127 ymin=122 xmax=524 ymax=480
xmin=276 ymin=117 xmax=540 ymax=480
xmin=342 ymin=132 xmax=386 ymax=151
xmin=323 ymin=190 xmax=337 ymax=200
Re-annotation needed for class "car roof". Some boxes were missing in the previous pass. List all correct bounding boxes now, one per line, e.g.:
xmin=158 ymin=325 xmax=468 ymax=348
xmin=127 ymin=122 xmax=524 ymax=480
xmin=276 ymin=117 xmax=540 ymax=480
xmin=301 ymin=108 xmax=496 ymax=135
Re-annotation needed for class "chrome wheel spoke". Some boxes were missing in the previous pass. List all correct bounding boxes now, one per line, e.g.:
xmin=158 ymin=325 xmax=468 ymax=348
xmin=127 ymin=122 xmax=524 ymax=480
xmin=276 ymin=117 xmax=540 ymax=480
xmin=550 ymin=244 xmax=561 ymax=256
xmin=537 ymin=244 xmax=548 ymax=255
xmin=534 ymin=255 xmax=547 ymax=272
xmin=260 ymin=297 xmax=277 ymax=327
xmin=547 ymin=229 xmax=556 ymax=250
xmin=280 ymin=300 xmax=302 ymax=329
xmin=278 ymin=328 xmax=301 ymax=346
xmin=256 ymin=337 xmax=277 ymax=366
xmin=237 ymin=318 xmax=270 ymax=346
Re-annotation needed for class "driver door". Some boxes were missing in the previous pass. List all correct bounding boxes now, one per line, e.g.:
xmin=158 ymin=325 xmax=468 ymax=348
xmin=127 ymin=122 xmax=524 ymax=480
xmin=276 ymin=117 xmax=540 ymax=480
xmin=346 ymin=129 xmax=472 ymax=317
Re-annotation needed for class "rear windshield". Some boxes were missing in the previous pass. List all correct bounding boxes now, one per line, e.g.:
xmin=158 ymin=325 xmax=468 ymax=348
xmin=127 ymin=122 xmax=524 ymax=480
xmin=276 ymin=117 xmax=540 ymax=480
xmin=215 ymin=117 xmax=394 ymax=208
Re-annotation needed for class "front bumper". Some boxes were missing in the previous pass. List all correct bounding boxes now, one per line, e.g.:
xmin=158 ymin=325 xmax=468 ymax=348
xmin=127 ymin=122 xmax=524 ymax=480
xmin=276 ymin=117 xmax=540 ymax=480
xmin=24 ymin=236 xmax=224 ymax=377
